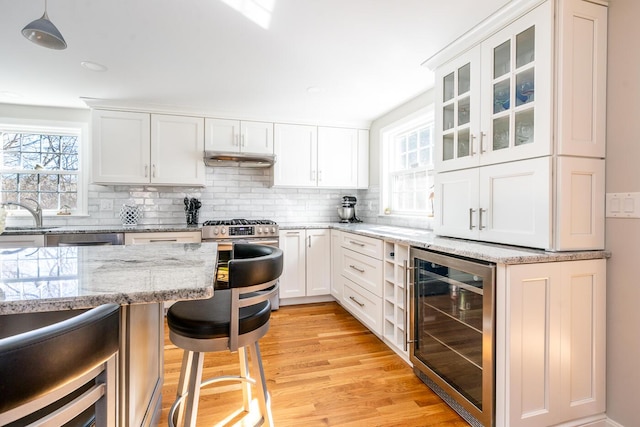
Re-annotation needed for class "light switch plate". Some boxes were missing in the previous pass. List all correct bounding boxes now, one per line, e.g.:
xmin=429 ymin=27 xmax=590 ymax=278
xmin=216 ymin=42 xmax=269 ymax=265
xmin=606 ymin=192 xmax=640 ymax=218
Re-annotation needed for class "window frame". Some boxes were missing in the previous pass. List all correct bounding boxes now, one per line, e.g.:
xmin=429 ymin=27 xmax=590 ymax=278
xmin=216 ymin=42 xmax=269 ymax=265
xmin=0 ymin=119 xmax=89 ymax=217
xmin=380 ymin=106 xmax=435 ymax=218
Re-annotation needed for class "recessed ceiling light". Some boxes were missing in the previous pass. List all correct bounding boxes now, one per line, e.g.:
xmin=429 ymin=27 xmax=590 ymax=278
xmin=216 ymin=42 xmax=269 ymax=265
xmin=0 ymin=91 xmax=22 ymax=99
xmin=81 ymin=61 xmax=108 ymax=72
xmin=306 ymin=86 xmax=326 ymax=94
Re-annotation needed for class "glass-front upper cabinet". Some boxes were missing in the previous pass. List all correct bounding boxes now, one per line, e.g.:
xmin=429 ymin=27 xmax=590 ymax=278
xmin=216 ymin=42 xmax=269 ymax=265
xmin=479 ymin=1 xmax=552 ymax=165
xmin=434 ymin=49 xmax=481 ymax=172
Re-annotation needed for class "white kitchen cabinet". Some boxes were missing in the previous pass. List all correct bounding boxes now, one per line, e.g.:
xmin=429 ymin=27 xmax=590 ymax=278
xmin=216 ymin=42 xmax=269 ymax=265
xmin=382 ymin=241 xmax=410 ymax=361
xmin=317 ymin=126 xmax=358 ymax=188
xmin=429 ymin=0 xmax=607 ymax=251
xmin=278 ymin=229 xmax=331 ymax=302
xmin=204 ymin=118 xmax=273 ymax=154
xmin=124 ymin=231 xmax=201 ymax=245
xmin=330 ymin=229 xmax=343 ymax=300
xmin=273 ymin=124 xmax=368 ymax=189
xmin=435 ymin=155 xmax=604 ymax=250
xmin=0 ymin=234 xmax=45 ymax=248
xmin=92 ymin=110 xmax=205 ymax=186
xmin=273 ymin=124 xmax=316 ymax=187
xmin=338 ymin=231 xmax=383 ymax=336
xmin=496 ymin=259 xmax=606 ymax=426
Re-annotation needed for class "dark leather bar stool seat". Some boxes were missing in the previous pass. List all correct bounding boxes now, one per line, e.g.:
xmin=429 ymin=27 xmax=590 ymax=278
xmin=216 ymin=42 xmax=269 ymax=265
xmin=167 ymin=243 xmax=283 ymax=427
xmin=0 ymin=303 xmax=120 ymax=426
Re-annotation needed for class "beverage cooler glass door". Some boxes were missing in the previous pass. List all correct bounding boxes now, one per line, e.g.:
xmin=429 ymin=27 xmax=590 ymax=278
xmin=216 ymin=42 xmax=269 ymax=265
xmin=409 ymin=247 xmax=495 ymax=426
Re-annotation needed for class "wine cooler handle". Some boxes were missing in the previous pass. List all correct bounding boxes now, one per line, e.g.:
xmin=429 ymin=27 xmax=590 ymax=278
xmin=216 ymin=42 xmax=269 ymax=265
xmin=405 ymin=261 xmax=416 ymax=352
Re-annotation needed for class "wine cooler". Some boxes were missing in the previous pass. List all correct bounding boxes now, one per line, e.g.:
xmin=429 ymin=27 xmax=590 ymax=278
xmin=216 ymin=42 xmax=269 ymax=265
xmin=409 ymin=247 xmax=495 ymax=427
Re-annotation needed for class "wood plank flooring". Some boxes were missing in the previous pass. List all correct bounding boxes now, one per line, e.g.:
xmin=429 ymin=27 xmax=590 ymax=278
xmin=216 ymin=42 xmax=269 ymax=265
xmin=160 ymin=302 xmax=469 ymax=426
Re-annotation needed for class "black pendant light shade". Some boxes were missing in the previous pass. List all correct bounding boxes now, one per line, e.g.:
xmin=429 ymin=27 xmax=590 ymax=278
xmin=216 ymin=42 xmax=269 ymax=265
xmin=22 ymin=1 xmax=67 ymax=50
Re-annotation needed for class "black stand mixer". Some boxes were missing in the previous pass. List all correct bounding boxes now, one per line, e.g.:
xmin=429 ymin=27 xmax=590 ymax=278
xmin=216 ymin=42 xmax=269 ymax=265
xmin=337 ymin=196 xmax=362 ymax=223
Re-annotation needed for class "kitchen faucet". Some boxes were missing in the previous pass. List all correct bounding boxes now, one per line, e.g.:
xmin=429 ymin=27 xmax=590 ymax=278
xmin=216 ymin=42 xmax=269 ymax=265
xmin=2 ymin=198 xmax=43 ymax=228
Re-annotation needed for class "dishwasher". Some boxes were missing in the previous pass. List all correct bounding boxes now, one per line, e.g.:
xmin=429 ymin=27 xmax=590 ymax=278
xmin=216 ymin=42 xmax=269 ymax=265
xmin=46 ymin=233 xmax=124 ymax=246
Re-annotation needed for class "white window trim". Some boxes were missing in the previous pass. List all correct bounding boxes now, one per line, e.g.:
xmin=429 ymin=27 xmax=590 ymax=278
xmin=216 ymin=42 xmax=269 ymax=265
xmin=379 ymin=105 xmax=434 ymax=218
xmin=0 ymin=118 xmax=89 ymax=217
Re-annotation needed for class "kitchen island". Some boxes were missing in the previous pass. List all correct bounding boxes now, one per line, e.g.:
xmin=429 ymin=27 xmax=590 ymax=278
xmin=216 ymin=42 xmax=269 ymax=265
xmin=0 ymin=242 xmax=217 ymax=426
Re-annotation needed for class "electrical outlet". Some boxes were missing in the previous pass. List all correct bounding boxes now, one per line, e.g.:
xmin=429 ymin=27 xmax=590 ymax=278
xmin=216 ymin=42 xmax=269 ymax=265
xmin=100 ymin=199 xmax=114 ymax=211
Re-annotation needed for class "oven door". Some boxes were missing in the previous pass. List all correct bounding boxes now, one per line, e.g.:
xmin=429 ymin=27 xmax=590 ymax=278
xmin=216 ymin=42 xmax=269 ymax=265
xmin=213 ymin=238 xmax=280 ymax=309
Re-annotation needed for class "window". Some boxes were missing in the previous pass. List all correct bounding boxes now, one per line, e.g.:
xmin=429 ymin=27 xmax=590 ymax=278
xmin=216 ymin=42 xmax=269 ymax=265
xmin=381 ymin=108 xmax=434 ymax=217
xmin=1 ymin=124 xmax=83 ymax=214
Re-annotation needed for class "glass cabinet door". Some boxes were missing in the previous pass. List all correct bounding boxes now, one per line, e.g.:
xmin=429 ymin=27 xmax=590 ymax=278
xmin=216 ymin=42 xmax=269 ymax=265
xmin=479 ymin=1 xmax=552 ymax=165
xmin=435 ymin=48 xmax=481 ymax=172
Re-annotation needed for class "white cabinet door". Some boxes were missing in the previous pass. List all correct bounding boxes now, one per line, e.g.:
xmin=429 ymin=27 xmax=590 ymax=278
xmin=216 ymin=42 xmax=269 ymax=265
xmin=479 ymin=1 xmax=553 ymax=166
xmin=434 ymin=167 xmax=479 ymax=240
xmin=205 ymin=119 xmax=273 ymax=155
xmin=278 ymin=229 xmax=307 ymax=298
xmin=478 ymin=157 xmax=551 ymax=248
xmin=357 ymin=129 xmax=369 ymax=189
xmin=204 ymin=118 xmax=239 ymax=153
xmin=92 ymin=110 xmax=150 ymax=184
xmin=273 ymin=123 xmax=317 ymax=187
xmin=317 ymin=127 xmax=358 ymax=188
xmin=306 ymin=229 xmax=330 ymax=296
xmin=0 ymin=234 xmax=45 ymax=248
xmin=499 ymin=259 xmax=606 ymax=427
xmin=151 ymin=114 xmax=205 ymax=186
xmin=241 ymin=121 xmax=273 ymax=154
xmin=435 ymin=47 xmax=481 ymax=172
xmin=330 ymin=230 xmax=343 ymax=300
xmin=435 ymin=157 xmax=551 ymax=248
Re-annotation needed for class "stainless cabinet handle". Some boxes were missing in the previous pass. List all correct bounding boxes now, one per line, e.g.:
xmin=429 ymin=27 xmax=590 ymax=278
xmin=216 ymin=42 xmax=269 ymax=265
xmin=469 ymin=208 xmax=477 ymax=230
xmin=318 ymin=170 xmax=322 ymax=182
xmin=349 ymin=240 xmax=365 ymax=247
xmin=479 ymin=208 xmax=487 ymax=230
xmin=149 ymin=239 xmax=178 ymax=243
xmin=241 ymin=134 xmax=245 ymax=147
xmin=471 ymin=134 xmax=477 ymax=156
xmin=480 ymin=132 xmax=487 ymax=153
xmin=145 ymin=164 xmax=149 ymax=178
xmin=349 ymin=264 xmax=365 ymax=273
xmin=308 ymin=236 xmax=311 ymax=248
xmin=152 ymin=164 xmax=156 ymax=178
xmin=349 ymin=296 xmax=365 ymax=307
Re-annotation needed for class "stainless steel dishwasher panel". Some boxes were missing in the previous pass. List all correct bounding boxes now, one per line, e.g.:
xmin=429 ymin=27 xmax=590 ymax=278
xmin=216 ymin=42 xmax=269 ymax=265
xmin=46 ymin=233 xmax=125 ymax=247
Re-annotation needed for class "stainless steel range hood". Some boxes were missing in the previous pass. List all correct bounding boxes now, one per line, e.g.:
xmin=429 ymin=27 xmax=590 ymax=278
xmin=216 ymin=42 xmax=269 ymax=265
xmin=203 ymin=151 xmax=276 ymax=168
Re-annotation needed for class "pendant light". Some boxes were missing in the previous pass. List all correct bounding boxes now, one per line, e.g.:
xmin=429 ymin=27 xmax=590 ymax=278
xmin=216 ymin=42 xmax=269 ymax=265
xmin=22 ymin=0 xmax=67 ymax=50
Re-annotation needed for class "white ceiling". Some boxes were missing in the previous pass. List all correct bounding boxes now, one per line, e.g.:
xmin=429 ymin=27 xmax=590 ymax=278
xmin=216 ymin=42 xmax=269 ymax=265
xmin=0 ymin=0 xmax=510 ymax=127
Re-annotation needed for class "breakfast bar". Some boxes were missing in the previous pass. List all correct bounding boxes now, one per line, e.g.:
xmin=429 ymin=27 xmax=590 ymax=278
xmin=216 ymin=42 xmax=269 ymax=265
xmin=0 ymin=242 xmax=217 ymax=426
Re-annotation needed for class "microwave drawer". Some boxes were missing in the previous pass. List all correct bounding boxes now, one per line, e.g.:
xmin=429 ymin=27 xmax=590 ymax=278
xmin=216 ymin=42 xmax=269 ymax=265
xmin=340 ymin=233 xmax=383 ymax=259
xmin=341 ymin=248 xmax=383 ymax=297
xmin=342 ymin=277 xmax=382 ymax=336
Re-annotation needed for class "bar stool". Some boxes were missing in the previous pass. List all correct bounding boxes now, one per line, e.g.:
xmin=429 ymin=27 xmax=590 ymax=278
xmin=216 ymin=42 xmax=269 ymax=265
xmin=167 ymin=243 xmax=283 ymax=427
xmin=0 ymin=303 xmax=120 ymax=426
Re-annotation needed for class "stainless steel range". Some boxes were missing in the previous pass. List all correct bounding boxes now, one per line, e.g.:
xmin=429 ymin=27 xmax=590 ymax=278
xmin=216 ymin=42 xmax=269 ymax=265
xmin=202 ymin=219 xmax=280 ymax=309
xmin=201 ymin=219 xmax=279 ymax=244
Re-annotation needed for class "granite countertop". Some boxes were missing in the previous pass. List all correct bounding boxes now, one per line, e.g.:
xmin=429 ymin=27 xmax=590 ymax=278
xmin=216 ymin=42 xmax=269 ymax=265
xmin=279 ymin=222 xmax=610 ymax=265
xmin=1 ymin=224 xmax=202 ymax=236
xmin=0 ymin=242 xmax=217 ymax=315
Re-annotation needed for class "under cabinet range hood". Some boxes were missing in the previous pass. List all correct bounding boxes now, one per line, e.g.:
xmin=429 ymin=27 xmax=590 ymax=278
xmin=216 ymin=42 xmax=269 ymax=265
xmin=203 ymin=151 xmax=276 ymax=168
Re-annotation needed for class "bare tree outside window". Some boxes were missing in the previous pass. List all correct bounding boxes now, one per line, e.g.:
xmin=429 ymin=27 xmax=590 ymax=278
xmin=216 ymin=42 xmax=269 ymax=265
xmin=1 ymin=129 xmax=80 ymax=212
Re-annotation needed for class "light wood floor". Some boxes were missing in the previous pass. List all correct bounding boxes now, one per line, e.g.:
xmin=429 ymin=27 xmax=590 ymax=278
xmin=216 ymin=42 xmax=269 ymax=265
xmin=160 ymin=302 xmax=469 ymax=427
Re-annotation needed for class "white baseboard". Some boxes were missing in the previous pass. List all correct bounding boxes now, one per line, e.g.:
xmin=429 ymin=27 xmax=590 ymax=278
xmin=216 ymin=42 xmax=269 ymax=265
xmin=279 ymin=295 xmax=335 ymax=306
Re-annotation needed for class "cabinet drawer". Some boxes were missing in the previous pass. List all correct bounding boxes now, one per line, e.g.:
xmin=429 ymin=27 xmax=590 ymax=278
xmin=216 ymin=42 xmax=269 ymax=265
xmin=340 ymin=233 xmax=383 ymax=259
xmin=342 ymin=277 xmax=382 ymax=336
xmin=0 ymin=234 xmax=45 ymax=248
xmin=341 ymin=248 xmax=383 ymax=296
xmin=124 ymin=231 xmax=201 ymax=245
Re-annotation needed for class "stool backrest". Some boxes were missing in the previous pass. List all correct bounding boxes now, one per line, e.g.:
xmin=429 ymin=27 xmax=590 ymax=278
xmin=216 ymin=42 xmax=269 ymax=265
xmin=0 ymin=303 xmax=120 ymax=425
xmin=229 ymin=243 xmax=283 ymax=290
